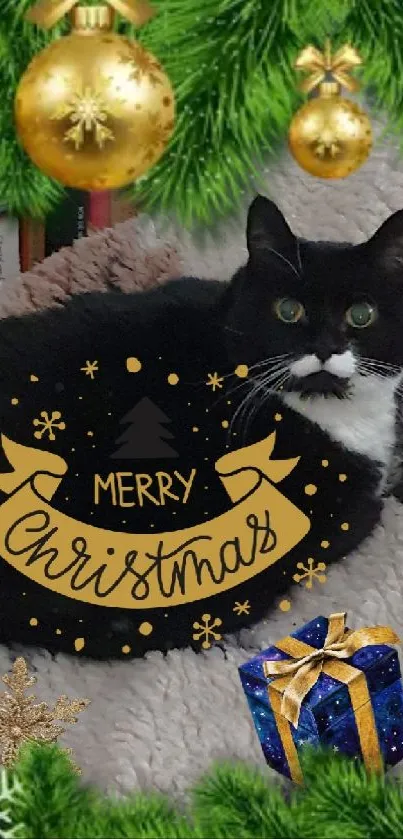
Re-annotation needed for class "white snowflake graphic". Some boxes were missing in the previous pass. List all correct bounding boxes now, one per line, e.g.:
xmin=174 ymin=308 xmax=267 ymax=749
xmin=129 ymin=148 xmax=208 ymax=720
xmin=33 ymin=411 xmax=66 ymax=441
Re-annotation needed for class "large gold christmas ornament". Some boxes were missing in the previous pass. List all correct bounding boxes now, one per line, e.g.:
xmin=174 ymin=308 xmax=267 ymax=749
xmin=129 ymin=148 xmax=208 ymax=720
xmin=14 ymin=0 xmax=175 ymax=190
xmin=288 ymin=41 xmax=372 ymax=179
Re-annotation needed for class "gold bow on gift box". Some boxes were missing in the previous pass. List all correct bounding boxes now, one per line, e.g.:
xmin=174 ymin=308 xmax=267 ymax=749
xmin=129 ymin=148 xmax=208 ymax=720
xmin=295 ymin=39 xmax=363 ymax=94
xmin=263 ymin=612 xmax=400 ymax=784
xmin=25 ymin=0 xmax=155 ymax=29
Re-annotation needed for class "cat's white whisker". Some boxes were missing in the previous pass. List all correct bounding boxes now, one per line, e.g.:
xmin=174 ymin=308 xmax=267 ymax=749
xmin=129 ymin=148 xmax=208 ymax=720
xmin=228 ymin=364 xmax=292 ymax=440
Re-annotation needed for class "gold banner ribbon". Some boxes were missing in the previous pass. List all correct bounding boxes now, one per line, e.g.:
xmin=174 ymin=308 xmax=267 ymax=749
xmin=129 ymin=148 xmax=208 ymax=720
xmin=295 ymin=39 xmax=363 ymax=94
xmin=25 ymin=0 xmax=155 ymax=29
xmin=0 ymin=432 xmax=310 ymax=609
xmin=263 ymin=613 xmax=400 ymax=783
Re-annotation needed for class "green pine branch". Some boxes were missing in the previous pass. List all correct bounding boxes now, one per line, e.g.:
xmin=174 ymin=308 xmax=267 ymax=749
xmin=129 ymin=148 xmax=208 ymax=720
xmin=4 ymin=742 xmax=403 ymax=838
xmin=339 ymin=0 xmax=403 ymax=146
xmin=130 ymin=0 xmax=325 ymax=227
xmin=0 ymin=0 xmax=403 ymax=227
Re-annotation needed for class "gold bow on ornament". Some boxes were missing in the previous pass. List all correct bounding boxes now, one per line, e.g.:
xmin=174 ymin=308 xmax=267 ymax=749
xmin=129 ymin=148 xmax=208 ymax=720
xmin=264 ymin=612 xmax=400 ymax=728
xmin=25 ymin=0 xmax=155 ymax=29
xmin=295 ymin=39 xmax=363 ymax=94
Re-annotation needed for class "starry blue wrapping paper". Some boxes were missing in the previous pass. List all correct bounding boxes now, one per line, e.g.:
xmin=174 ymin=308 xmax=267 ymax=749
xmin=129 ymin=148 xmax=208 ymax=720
xmin=239 ymin=615 xmax=403 ymax=783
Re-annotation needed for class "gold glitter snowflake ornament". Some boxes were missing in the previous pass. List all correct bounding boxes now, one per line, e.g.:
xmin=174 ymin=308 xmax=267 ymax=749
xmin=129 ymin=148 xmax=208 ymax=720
xmin=0 ymin=657 xmax=90 ymax=770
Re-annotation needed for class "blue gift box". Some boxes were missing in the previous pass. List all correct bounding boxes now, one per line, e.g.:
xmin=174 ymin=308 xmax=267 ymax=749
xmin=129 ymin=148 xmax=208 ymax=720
xmin=239 ymin=615 xmax=403 ymax=782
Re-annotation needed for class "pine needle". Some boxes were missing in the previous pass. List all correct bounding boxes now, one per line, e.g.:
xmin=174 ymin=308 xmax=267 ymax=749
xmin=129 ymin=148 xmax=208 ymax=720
xmin=0 ymin=0 xmax=402 ymax=225
xmin=5 ymin=742 xmax=403 ymax=838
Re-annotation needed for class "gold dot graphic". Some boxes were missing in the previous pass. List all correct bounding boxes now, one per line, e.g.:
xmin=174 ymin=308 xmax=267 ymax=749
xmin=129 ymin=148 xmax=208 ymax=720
xmin=11 ymin=398 xmax=19 ymax=405
xmin=221 ymin=420 xmax=229 ymax=429
xmin=29 ymin=617 xmax=38 ymax=627
xmin=339 ymin=474 xmax=347 ymax=482
xmin=192 ymin=426 xmax=199 ymax=432
xmin=30 ymin=374 xmax=39 ymax=382
xmin=74 ymin=637 xmax=85 ymax=652
xmin=234 ymin=364 xmax=249 ymax=378
xmin=341 ymin=522 xmax=350 ymax=531
xmin=122 ymin=644 xmax=131 ymax=654
xmin=304 ymin=484 xmax=317 ymax=496
xmin=279 ymin=599 xmax=291 ymax=612
xmin=274 ymin=413 xmax=282 ymax=422
xmin=139 ymin=621 xmax=153 ymax=636
xmin=167 ymin=373 xmax=179 ymax=385
xmin=322 ymin=459 xmax=329 ymax=467
xmin=321 ymin=540 xmax=330 ymax=549
xmin=55 ymin=629 xmax=62 ymax=635
xmin=126 ymin=357 xmax=142 ymax=373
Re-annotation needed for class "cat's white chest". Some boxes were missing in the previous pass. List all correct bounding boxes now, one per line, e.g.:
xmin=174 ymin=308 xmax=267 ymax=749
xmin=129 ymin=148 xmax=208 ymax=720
xmin=282 ymin=375 xmax=400 ymax=477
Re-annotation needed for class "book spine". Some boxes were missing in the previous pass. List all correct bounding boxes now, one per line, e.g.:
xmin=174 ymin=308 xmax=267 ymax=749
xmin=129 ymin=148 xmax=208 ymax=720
xmin=19 ymin=217 xmax=45 ymax=273
xmin=110 ymin=191 xmax=138 ymax=226
xmin=0 ymin=210 xmax=20 ymax=282
xmin=45 ymin=188 xmax=89 ymax=257
xmin=87 ymin=191 xmax=111 ymax=233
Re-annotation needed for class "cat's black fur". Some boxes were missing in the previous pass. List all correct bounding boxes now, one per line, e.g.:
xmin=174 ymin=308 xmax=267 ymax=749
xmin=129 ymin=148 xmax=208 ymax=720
xmin=0 ymin=196 xmax=402 ymax=657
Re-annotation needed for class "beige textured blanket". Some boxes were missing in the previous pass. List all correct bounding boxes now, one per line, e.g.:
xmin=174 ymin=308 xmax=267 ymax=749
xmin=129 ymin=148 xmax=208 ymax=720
xmin=0 ymin=216 xmax=182 ymax=317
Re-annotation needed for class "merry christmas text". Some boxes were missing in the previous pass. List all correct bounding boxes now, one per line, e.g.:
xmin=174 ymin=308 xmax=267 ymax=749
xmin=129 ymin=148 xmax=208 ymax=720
xmin=93 ymin=469 xmax=197 ymax=507
xmin=3 ymin=508 xmax=277 ymax=605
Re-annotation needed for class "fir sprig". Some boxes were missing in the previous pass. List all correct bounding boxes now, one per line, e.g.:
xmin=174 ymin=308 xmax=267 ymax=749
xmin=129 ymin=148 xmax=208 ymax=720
xmin=5 ymin=742 xmax=403 ymax=839
xmin=131 ymin=0 xmax=311 ymax=227
xmin=0 ymin=1 xmax=403 ymax=227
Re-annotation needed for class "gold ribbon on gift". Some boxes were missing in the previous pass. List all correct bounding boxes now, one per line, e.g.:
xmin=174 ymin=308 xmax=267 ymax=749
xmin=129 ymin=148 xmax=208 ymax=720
xmin=0 ymin=432 xmax=310 ymax=609
xmin=263 ymin=612 xmax=400 ymax=784
xmin=25 ymin=0 xmax=155 ymax=29
xmin=295 ymin=39 xmax=363 ymax=94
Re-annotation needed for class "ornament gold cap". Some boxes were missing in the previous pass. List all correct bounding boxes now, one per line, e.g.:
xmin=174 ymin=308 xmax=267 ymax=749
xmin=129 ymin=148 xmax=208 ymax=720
xmin=71 ymin=4 xmax=114 ymax=32
xmin=25 ymin=0 xmax=155 ymax=30
xmin=317 ymin=81 xmax=340 ymax=98
xmin=295 ymin=40 xmax=363 ymax=96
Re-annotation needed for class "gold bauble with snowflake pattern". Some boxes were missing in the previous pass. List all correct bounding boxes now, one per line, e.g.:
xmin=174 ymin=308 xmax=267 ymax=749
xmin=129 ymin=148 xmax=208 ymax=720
xmin=14 ymin=2 xmax=175 ymax=191
xmin=288 ymin=42 xmax=372 ymax=179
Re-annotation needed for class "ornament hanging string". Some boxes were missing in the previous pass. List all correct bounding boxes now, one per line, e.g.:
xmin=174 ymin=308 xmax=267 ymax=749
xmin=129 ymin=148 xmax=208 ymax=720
xmin=25 ymin=0 xmax=155 ymax=29
xmin=295 ymin=39 xmax=363 ymax=94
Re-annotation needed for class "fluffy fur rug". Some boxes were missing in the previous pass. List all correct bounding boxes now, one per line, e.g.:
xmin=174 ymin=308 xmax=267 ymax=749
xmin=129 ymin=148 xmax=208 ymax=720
xmin=0 ymin=213 xmax=402 ymax=798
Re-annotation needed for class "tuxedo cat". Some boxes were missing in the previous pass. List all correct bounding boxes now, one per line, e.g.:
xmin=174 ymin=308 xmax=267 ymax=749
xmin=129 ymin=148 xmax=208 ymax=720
xmin=0 ymin=195 xmax=401 ymax=658
xmin=225 ymin=197 xmax=403 ymax=493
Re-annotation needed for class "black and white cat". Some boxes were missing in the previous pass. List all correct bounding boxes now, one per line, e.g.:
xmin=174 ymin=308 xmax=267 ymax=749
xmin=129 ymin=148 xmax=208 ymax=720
xmin=225 ymin=196 xmax=403 ymax=494
xmin=0 ymin=195 xmax=402 ymax=657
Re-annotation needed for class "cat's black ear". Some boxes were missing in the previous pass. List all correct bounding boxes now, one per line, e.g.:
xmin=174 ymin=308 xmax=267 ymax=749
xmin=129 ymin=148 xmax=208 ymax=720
xmin=367 ymin=210 xmax=403 ymax=271
xmin=247 ymin=196 xmax=299 ymax=268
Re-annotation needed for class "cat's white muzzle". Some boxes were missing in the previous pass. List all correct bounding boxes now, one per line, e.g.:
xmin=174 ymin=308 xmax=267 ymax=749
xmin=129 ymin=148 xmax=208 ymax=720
xmin=289 ymin=350 xmax=356 ymax=380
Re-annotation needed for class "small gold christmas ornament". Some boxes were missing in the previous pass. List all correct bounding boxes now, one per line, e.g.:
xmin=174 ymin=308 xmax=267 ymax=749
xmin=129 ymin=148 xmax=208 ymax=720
xmin=288 ymin=40 xmax=372 ymax=179
xmin=0 ymin=657 xmax=90 ymax=771
xmin=14 ymin=0 xmax=175 ymax=190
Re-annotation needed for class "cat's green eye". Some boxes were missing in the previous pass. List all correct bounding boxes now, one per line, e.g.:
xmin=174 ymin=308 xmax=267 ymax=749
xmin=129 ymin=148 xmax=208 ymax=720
xmin=274 ymin=298 xmax=305 ymax=324
xmin=345 ymin=302 xmax=377 ymax=329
